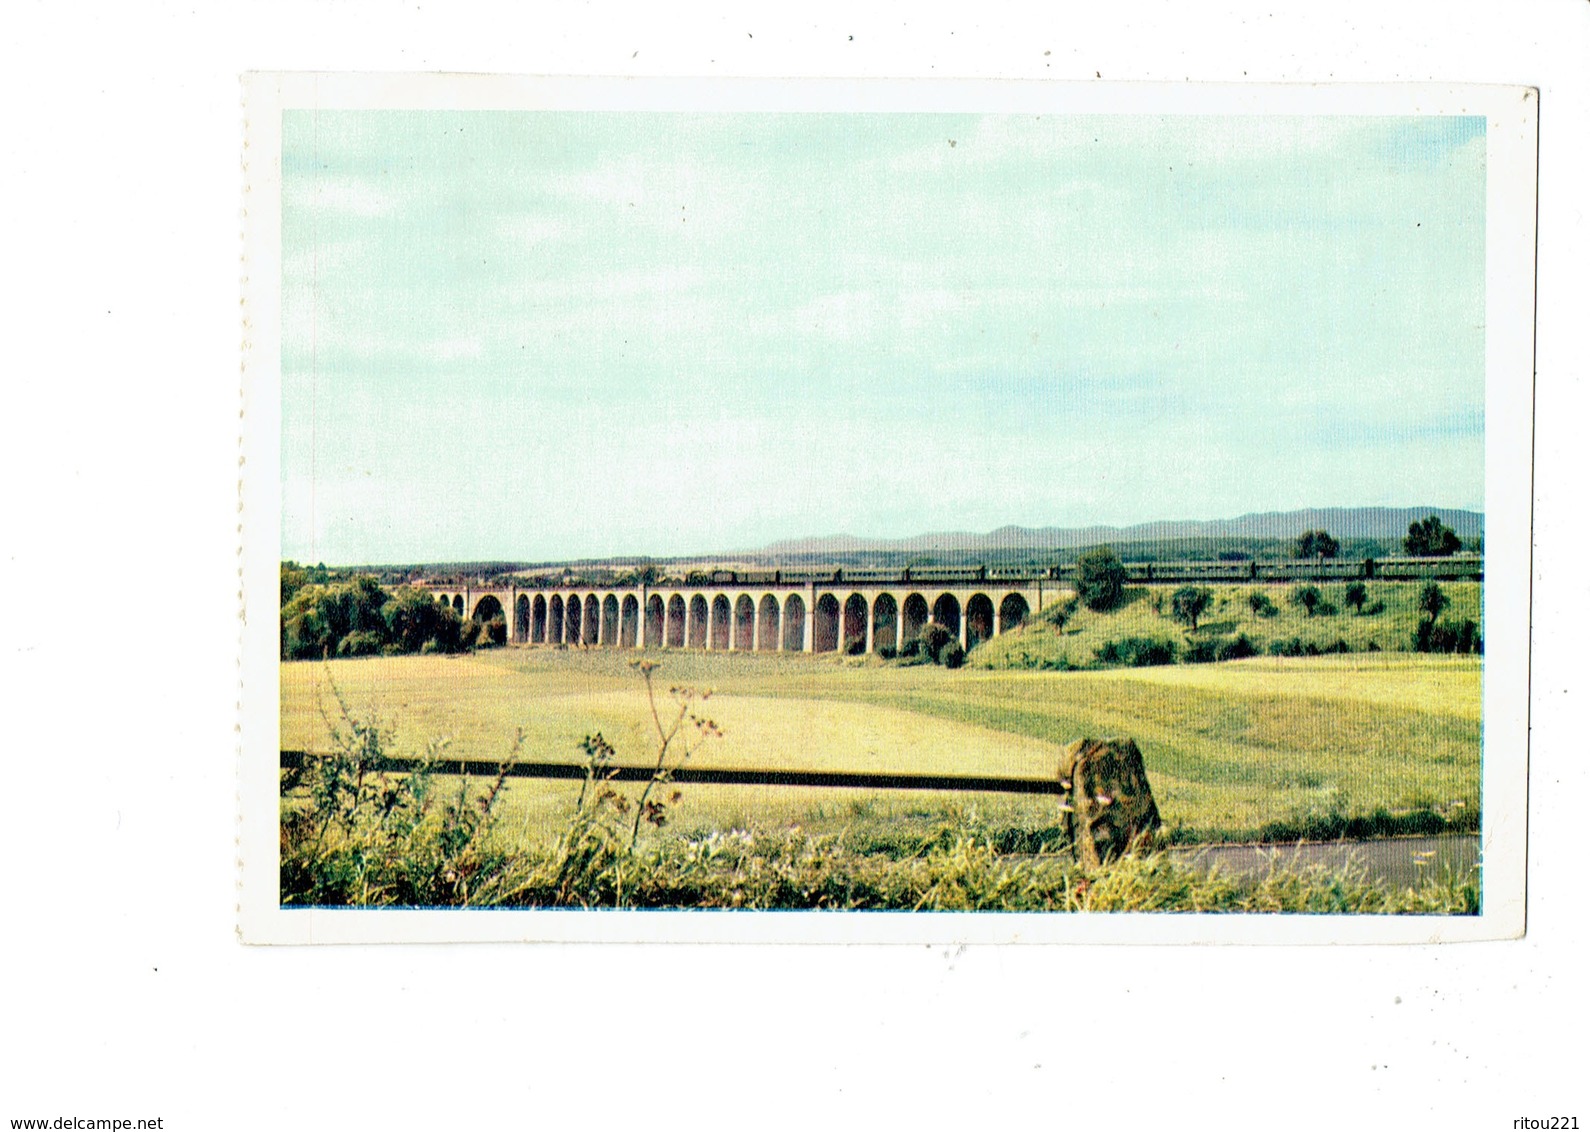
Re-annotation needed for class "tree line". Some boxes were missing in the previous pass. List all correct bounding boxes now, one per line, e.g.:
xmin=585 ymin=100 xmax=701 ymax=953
xmin=280 ymin=564 xmax=503 ymax=660
xmin=1294 ymin=515 xmax=1473 ymax=561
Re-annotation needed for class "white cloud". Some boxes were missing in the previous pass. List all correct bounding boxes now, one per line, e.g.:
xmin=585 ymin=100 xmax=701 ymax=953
xmin=283 ymin=332 xmax=484 ymax=367
xmin=281 ymin=238 xmax=363 ymax=281
xmin=494 ymin=214 xmax=569 ymax=247
xmin=282 ymin=174 xmax=405 ymax=218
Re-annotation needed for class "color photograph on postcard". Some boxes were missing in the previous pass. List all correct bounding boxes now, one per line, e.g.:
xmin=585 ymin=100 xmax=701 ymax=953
xmin=242 ymin=77 xmax=1536 ymax=942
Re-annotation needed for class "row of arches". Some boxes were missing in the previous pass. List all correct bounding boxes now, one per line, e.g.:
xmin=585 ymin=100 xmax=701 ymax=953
xmin=440 ymin=589 xmax=1032 ymax=653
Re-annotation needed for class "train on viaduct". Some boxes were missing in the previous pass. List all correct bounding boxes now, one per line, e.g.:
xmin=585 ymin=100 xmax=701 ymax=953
xmin=424 ymin=555 xmax=1482 ymax=655
xmin=426 ymin=571 xmax=1065 ymax=654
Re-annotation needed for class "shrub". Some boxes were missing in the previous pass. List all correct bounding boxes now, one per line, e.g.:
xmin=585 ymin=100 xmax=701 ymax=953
xmin=1076 ymin=546 xmax=1127 ymax=611
xmin=920 ymin=623 xmax=953 ymax=663
xmin=1268 ymin=636 xmax=1306 ymax=657
xmin=940 ymin=643 xmax=966 ymax=669
xmin=1044 ymin=594 xmax=1080 ymax=631
xmin=336 ymin=629 xmax=385 ymax=657
xmin=1289 ymin=585 xmax=1323 ymax=616
xmin=1361 ymin=599 xmax=1387 ymax=617
xmin=1248 ymin=591 xmax=1279 ymax=618
xmin=279 ymin=693 xmax=518 ymax=907
xmin=1217 ymin=634 xmax=1258 ymax=662
xmin=1416 ymin=618 xmax=1483 ymax=654
xmin=1095 ymin=637 xmax=1177 ymax=667
xmin=1184 ymin=638 xmax=1219 ymax=664
xmin=1189 ymin=635 xmax=1259 ymax=664
xmin=1344 ymin=581 xmax=1368 ymax=614
xmin=877 ymin=644 xmax=897 ymax=660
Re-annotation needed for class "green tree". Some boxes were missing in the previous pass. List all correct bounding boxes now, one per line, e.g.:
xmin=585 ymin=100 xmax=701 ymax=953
xmin=1289 ymin=584 xmax=1323 ymax=617
xmin=281 ymin=561 xmax=309 ymax=606
xmin=318 ymin=576 xmax=389 ymax=643
xmin=1419 ymin=581 xmax=1449 ymax=622
xmin=1296 ymin=530 xmax=1340 ymax=559
xmin=920 ymin=623 xmax=953 ymax=663
xmin=1412 ymin=582 xmax=1450 ymax=653
xmin=381 ymin=586 xmax=464 ymax=654
xmin=1344 ymin=581 xmax=1368 ymax=614
xmin=1044 ymin=594 xmax=1080 ymax=631
xmin=1405 ymin=515 xmax=1463 ymax=557
xmin=1170 ymin=586 xmax=1213 ymax=632
xmin=281 ymin=588 xmax=332 ymax=659
xmin=1075 ymin=546 xmax=1127 ymax=612
xmin=279 ymin=578 xmax=387 ymax=659
xmin=281 ymin=573 xmax=471 ymax=660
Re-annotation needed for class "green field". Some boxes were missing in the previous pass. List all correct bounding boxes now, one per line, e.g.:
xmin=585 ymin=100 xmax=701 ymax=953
xmin=280 ymin=637 xmax=1481 ymax=847
xmin=975 ymin=580 xmax=1482 ymax=670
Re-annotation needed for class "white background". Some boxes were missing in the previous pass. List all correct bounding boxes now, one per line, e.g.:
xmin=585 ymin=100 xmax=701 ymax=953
xmin=3 ymin=2 xmax=1586 ymax=1128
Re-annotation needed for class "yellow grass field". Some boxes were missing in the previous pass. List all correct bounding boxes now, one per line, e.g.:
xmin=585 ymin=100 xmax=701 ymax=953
xmin=280 ymin=646 xmax=1482 ymax=846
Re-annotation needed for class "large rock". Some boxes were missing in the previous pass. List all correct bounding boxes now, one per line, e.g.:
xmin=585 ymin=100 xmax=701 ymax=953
xmin=1058 ymin=738 xmax=1162 ymax=867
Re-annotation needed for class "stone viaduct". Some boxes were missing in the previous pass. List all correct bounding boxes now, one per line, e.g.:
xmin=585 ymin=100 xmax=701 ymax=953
xmin=426 ymin=575 xmax=1070 ymax=655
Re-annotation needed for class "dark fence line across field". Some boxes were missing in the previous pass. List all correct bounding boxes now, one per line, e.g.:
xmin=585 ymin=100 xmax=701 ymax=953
xmin=279 ymin=750 xmax=1066 ymax=797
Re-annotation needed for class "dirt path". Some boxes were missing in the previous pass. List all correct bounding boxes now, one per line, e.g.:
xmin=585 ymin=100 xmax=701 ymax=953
xmin=1168 ymin=834 xmax=1480 ymax=889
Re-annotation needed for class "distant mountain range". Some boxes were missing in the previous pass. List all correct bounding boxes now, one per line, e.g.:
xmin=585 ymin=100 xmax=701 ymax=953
xmin=756 ymin=507 xmax=1484 ymax=556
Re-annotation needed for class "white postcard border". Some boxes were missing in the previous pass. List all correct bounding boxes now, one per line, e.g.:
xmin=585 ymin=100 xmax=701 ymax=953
xmin=240 ymin=73 xmax=1537 ymax=945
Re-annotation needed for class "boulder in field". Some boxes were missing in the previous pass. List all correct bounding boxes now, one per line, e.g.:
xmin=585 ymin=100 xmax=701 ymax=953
xmin=1058 ymin=737 xmax=1162 ymax=868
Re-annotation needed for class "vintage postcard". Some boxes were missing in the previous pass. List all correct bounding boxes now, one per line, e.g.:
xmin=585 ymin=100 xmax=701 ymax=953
xmin=239 ymin=74 xmax=1536 ymax=944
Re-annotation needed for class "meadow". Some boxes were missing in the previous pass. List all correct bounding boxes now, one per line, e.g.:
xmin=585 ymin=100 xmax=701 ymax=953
xmin=280 ymin=624 xmax=1481 ymax=851
xmin=976 ymin=580 xmax=1482 ymax=669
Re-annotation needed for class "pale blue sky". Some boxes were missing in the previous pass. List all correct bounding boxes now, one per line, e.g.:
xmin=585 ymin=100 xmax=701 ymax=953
xmin=281 ymin=111 xmax=1485 ymax=564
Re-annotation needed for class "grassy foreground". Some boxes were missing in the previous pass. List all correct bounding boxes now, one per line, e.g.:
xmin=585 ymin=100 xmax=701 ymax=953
xmin=280 ymin=646 xmax=1481 ymax=849
xmin=284 ymin=805 xmax=1480 ymax=913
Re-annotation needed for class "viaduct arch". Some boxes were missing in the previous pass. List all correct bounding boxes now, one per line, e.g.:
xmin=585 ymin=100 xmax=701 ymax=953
xmin=426 ymin=576 xmax=1068 ymax=655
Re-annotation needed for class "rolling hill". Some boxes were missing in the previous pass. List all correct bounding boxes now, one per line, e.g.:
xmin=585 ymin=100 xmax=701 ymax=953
xmin=756 ymin=507 xmax=1483 ymax=557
